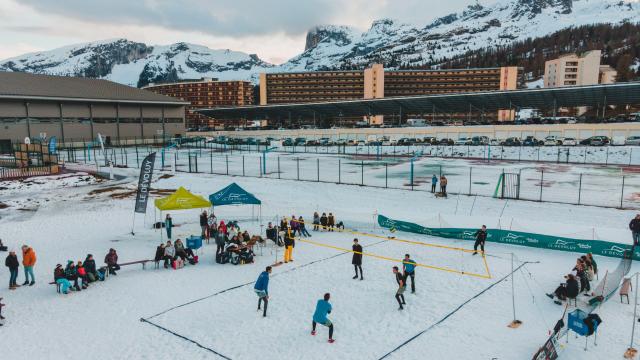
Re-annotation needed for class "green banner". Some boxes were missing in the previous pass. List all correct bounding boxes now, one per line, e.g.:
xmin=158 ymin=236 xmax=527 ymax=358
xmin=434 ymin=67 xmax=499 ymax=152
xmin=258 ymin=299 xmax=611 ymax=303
xmin=377 ymin=214 xmax=639 ymax=260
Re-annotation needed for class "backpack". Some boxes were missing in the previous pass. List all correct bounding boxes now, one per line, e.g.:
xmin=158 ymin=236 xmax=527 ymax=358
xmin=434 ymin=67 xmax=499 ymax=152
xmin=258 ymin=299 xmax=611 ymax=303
xmin=239 ymin=250 xmax=254 ymax=264
xmin=230 ymin=252 xmax=240 ymax=265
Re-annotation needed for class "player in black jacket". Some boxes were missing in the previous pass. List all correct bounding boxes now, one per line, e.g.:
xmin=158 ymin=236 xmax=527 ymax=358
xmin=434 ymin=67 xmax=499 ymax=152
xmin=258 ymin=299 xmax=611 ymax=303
xmin=473 ymin=225 xmax=487 ymax=255
xmin=352 ymin=239 xmax=363 ymax=280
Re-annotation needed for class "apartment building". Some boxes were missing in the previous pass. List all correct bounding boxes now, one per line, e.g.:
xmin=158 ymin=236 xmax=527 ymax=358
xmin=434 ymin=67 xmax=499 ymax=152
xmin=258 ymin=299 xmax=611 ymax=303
xmin=544 ymin=50 xmax=617 ymax=88
xmin=144 ymin=78 xmax=253 ymax=128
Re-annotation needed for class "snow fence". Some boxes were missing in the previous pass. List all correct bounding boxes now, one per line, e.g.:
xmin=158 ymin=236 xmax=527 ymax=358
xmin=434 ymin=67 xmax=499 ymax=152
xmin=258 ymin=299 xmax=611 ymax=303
xmin=377 ymin=214 xmax=640 ymax=261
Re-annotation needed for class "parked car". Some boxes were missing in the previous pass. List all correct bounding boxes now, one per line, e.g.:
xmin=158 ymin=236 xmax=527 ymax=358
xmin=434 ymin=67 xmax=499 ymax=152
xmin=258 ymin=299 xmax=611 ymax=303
xmin=500 ymin=137 xmax=521 ymax=146
xmin=543 ymin=136 xmax=563 ymax=146
xmin=422 ymin=137 xmax=436 ymax=145
xmin=471 ymin=136 xmax=489 ymax=146
xmin=489 ymin=138 xmax=501 ymax=146
xmin=282 ymin=138 xmax=294 ymax=146
xmin=334 ymin=139 xmax=347 ymax=146
xmin=580 ymin=136 xmax=610 ymax=146
xmin=397 ymin=138 xmax=412 ymax=146
xmin=438 ymin=138 xmax=455 ymax=145
xmin=294 ymin=137 xmax=306 ymax=146
xmin=454 ymin=137 xmax=472 ymax=145
xmin=562 ymin=137 xmax=577 ymax=146
xmin=318 ymin=138 xmax=332 ymax=146
xmin=626 ymin=136 xmax=640 ymax=146
xmin=306 ymin=139 xmax=320 ymax=146
xmin=523 ymin=136 xmax=542 ymax=146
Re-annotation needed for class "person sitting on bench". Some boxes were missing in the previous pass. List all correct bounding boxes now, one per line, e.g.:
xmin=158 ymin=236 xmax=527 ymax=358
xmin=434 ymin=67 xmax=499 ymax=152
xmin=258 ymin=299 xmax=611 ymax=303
xmin=104 ymin=248 xmax=120 ymax=276
xmin=547 ymin=274 xmax=579 ymax=304
xmin=163 ymin=241 xmax=175 ymax=269
xmin=266 ymin=222 xmax=279 ymax=246
xmin=174 ymin=239 xmax=188 ymax=261
xmin=84 ymin=254 xmax=103 ymax=282
xmin=54 ymin=264 xmax=71 ymax=294
xmin=154 ymin=243 xmax=165 ymax=267
xmin=242 ymin=230 xmax=251 ymax=243
xmin=65 ymin=261 xmax=82 ymax=291
xmin=229 ymin=235 xmax=242 ymax=246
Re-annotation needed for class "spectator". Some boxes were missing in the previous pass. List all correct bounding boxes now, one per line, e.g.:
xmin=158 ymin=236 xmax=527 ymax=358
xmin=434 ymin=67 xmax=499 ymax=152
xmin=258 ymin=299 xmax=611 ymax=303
xmin=5 ymin=250 xmax=19 ymax=290
xmin=84 ymin=254 xmax=102 ymax=282
xmin=21 ymin=245 xmax=36 ymax=286
xmin=228 ymin=224 xmax=238 ymax=239
xmin=630 ymin=214 xmax=640 ymax=245
xmin=175 ymin=239 xmax=188 ymax=261
xmin=299 ymin=216 xmax=311 ymax=237
xmin=440 ymin=175 xmax=448 ymax=196
xmin=313 ymin=212 xmax=320 ymax=231
xmin=53 ymin=264 xmax=71 ymax=294
xmin=0 ymin=239 xmax=6 ymax=252
xmin=165 ymin=214 xmax=173 ymax=240
xmin=242 ymin=230 xmax=251 ymax=243
xmin=77 ymin=261 xmax=89 ymax=289
xmin=208 ymin=214 xmax=218 ymax=241
xmin=105 ymin=248 xmax=120 ymax=275
xmin=0 ymin=297 xmax=4 ymax=322
xmin=154 ymin=243 xmax=165 ymax=267
xmin=336 ymin=221 xmax=345 ymax=230
xmin=431 ymin=174 xmax=438 ymax=193
xmin=163 ymin=241 xmax=175 ymax=268
xmin=320 ymin=213 xmax=328 ymax=230
xmin=586 ymin=253 xmax=598 ymax=277
xmin=215 ymin=230 xmax=227 ymax=256
xmin=65 ymin=261 xmax=81 ymax=291
xmin=352 ymin=239 xmax=363 ymax=280
xmin=573 ymin=259 xmax=590 ymax=293
xmin=327 ymin=213 xmax=335 ymax=231
xmin=200 ymin=210 xmax=208 ymax=238
xmin=218 ymin=220 xmax=227 ymax=236
xmin=266 ymin=222 xmax=279 ymax=245
xmin=290 ymin=216 xmax=300 ymax=236
xmin=547 ymin=274 xmax=580 ymax=304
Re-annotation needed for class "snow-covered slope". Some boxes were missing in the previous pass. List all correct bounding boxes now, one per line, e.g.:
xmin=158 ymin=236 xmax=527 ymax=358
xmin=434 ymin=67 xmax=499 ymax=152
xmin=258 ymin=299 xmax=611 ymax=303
xmin=0 ymin=0 xmax=638 ymax=85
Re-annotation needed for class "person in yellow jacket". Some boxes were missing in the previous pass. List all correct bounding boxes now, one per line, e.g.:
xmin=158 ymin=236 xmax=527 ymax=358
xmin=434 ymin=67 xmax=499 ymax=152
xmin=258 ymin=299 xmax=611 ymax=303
xmin=283 ymin=227 xmax=295 ymax=263
xmin=21 ymin=245 xmax=36 ymax=286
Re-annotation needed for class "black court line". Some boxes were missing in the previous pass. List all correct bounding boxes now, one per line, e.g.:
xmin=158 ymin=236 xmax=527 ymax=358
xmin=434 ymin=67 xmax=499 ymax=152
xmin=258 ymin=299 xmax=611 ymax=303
xmin=377 ymin=261 xmax=534 ymax=360
xmin=140 ymin=317 xmax=232 ymax=360
xmin=144 ymin=238 xmax=387 ymax=320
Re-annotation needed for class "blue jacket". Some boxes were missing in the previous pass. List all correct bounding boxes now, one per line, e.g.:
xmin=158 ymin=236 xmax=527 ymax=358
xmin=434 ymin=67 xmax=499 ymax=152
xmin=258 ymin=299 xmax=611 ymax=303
xmin=254 ymin=271 xmax=269 ymax=294
xmin=431 ymin=176 xmax=438 ymax=185
xmin=403 ymin=258 xmax=416 ymax=273
xmin=313 ymin=299 xmax=332 ymax=323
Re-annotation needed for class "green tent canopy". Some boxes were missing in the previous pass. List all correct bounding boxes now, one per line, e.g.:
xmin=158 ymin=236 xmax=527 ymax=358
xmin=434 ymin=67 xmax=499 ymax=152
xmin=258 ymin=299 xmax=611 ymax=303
xmin=154 ymin=187 xmax=211 ymax=211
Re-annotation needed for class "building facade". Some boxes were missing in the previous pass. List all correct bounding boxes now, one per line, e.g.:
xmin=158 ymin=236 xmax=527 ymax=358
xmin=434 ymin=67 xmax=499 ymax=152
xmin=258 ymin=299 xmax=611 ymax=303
xmin=144 ymin=78 xmax=253 ymax=129
xmin=259 ymin=65 xmax=522 ymax=123
xmin=0 ymin=72 xmax=186 ymax=144
xmin=544 ymin=50 xmax=617 ymax=88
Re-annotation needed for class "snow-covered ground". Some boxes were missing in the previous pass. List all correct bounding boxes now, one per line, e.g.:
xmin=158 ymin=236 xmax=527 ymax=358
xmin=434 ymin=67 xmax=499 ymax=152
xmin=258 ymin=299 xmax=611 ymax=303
xmin=1 ymin=164 xmax=640 ymax=359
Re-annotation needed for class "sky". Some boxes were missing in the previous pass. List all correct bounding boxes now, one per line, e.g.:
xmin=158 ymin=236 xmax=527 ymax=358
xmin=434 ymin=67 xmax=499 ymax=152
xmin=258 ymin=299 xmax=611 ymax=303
xmin=0 ymin=0 xmax=490 ymax=64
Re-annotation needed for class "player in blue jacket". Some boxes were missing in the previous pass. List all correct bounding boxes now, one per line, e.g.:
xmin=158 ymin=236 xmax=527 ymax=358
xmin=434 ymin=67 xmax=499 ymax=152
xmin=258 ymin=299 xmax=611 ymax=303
xmin=403 ymin=254 xmax=417 ymax=294
xmin=254 ymin=266 xmax=272 ymax=317
xmin=312 ymin=293 xmax=335 ymax=343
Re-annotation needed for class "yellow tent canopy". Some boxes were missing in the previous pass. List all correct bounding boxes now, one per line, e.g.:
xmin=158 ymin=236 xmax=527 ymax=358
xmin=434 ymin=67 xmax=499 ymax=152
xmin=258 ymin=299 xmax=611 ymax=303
xmin=154 ymin=187 xmax=211 ymax=211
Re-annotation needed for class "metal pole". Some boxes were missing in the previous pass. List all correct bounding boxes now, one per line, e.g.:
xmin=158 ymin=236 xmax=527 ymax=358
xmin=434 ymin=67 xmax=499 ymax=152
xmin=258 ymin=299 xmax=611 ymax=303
xmin=361 ymin=160 xmax=364 ymax=186
xmin=539 ymin=170 xmax=544 ymax=202
xmin=242 ymin=156 xmax=245 ymax=177
xmin=469 ymin=167 xmax=472 ymax=195
xmin=511 ymin=253 xmax=516 ymax=322
xmin=338 ymin=159 xmax=341 ymax=184
xmin=621 ymin=175 xmax=626 ymax=208
xmin=226 ymin=155 xmax=229 ymax=175
xmin=317 ymin=158 xmax=320 ymax=182
xmin=629 ymin=273 xmax=638 ymax=350
xmin=385 ymin=162 xmax=388 ymax=188
xmin=578 ymin=174 xmax=582 ymax=205
xmin=297 ymin=157 xmax=300 ymax=180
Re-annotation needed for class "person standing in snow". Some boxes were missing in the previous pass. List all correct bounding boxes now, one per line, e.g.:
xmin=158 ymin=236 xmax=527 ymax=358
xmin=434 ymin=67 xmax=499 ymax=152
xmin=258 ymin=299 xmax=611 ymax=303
xmin=313 ymin=212 xmax=320 ymax=231
xmin=473 ymin=225 xmax=487 ymax=255
xmin=327 ymin=213 xmax=335 ymax=231
xmin=431 ymin=174 xmax=438 ymax=193
xmin=283 ymin=228 xmax=295 ymax=263
xmin=440 ymin=175 xmax=448 ymax=196
xmin=290 ymin=215 xmax=300 ymax=236
xmin=21 ymin=245 xmax=36 ymax=286
xmin=402 ymin=254 xmax=416 ymax=294
xmin=311 ymin=293 xmax=335 ymax=343
xmin=629 ymin=214 xmax=640 ymax=245
xmin=165 ymin=214 xmax=173 ymax=240
xmin=200 ymin=211 xmax=208 ymax=239
xmin=254 ymin=266 xmax=272 ymax=317
xmin=393 ymin=266 xmax=407 ymax=310
xmin=5 ymin=250 xmax=19 ymax=290
xmin=0 ymin=297 xmax=5 ymax=323
xmin=352 ymin=239 xmax=363 ymax=280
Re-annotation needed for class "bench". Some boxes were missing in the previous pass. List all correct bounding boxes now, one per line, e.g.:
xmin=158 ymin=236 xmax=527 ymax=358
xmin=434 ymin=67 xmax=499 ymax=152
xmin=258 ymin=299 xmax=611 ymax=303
xmin=104 ymin=260 xmax=153 ymax=278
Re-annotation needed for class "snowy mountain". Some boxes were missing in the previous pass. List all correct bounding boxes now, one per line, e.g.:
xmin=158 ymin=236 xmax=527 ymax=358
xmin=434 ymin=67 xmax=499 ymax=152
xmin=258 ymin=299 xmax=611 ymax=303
xmin=284 ymin=0 xmax=640 ymax=71
xmin=0 ymin=39 xmax=274 ymax=87
xmin=0 ymin=0 xmax=638 ymax=86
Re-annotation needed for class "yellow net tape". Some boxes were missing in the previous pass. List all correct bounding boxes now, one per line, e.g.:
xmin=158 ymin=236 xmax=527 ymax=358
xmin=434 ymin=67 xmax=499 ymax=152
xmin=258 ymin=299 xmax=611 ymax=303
xmin=282 ymin=218 xmax=492 ymax=279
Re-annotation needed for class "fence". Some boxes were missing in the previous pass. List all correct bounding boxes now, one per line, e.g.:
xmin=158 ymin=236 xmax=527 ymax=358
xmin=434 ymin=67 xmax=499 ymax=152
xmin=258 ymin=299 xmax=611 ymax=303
xmin=0 ymin=165 xmax=60 ymax=180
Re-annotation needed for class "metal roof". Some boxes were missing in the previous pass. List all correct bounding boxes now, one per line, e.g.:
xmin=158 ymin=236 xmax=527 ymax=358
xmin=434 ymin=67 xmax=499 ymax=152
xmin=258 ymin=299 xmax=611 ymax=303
xmin=197 ymin=82 xmax=640 ymax=119
xmin=0 ymin=72 xmax=188 ymax=106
